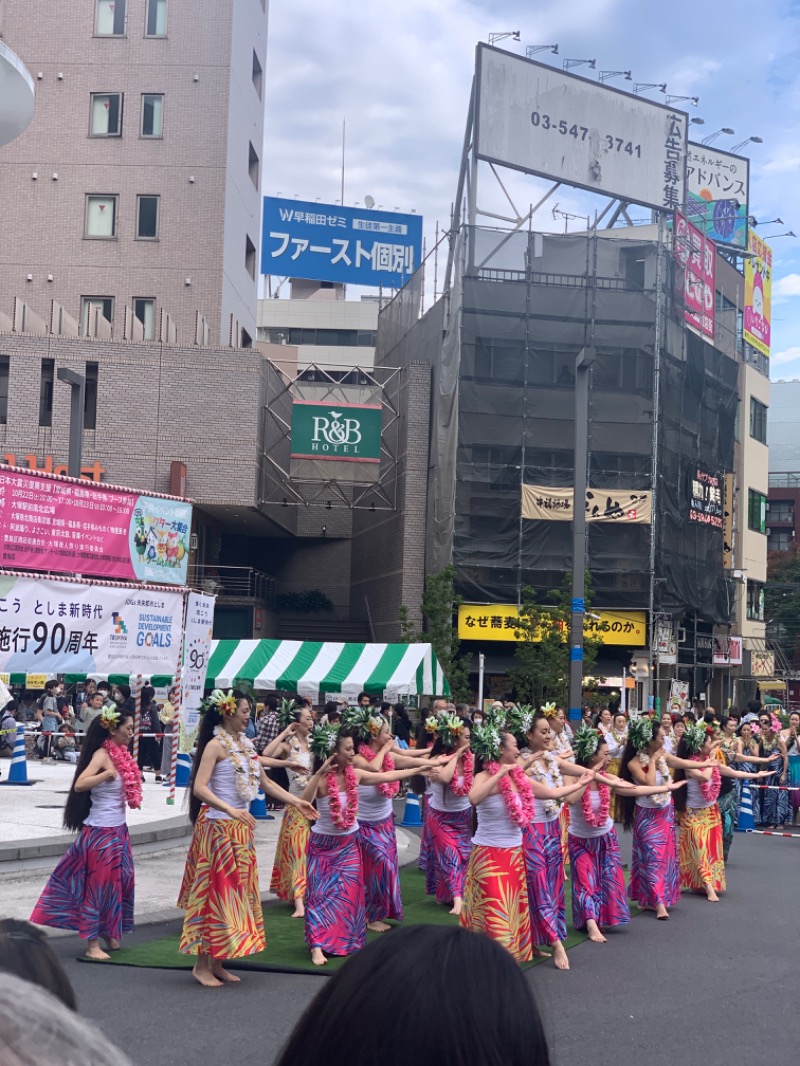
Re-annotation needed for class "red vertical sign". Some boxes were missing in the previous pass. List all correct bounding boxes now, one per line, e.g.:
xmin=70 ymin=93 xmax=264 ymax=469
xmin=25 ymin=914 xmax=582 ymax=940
xmin=675 ymin=211 xmax=715 ymax=340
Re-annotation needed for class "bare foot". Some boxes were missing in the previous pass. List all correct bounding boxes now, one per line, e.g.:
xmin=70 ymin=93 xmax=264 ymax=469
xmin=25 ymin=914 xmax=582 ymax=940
xmin=210 ymin=965 xmax=241 ymax=984
xmin=586 ymin=921 xmax=607 ymax=944
xmin=85 ymin=947 xmax=110 ymax=961
xmin=311 ymin=948 xmax=328 ymax=967
xmin=552 ymin=942 xmax=570 ymax=970
xmin=705 ymin=886 xmax=720 ymax=903
xmin=367 ymin=920 xmax=391 ymax=933
xmin=102 ymin=937 xmax=121 ymax=952
xmin=192 ymin=966 xmax=223 ymax=988
xmin=532 ymin=947 xmax=553 ymax=958
xmin=656 ymin=905 xmax=670 ymax=920
xmin=291 ymin=900 xmax=305 ymax=918
xmin=449 ymin=898 xmax=463 ymax=917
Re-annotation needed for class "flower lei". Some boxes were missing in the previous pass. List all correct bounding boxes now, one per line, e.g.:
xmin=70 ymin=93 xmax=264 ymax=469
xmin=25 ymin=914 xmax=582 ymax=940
xmin=581 ymin=782 xmax=611 ymax=827
xmin=637 ymin=751 xmax=671 ymax=807
xmin=691 ymin=756 xmax=721 ymax=803
xmin=102 ymin=739 xmax=142 ymax=809
xmin=450 ymin=750 xmax=475 ymax=796
xmin=486 ymin=762 xmax=535 ymax=827
xmin=214 ymin=726 xmax=260 ymax=802
xmin=326 ymin=764 xmax=359 ymax=829
xmin=358 ymin=743 xmax=399 ymax=798
xmin=528 ymin=751 xmax=563 ymax=816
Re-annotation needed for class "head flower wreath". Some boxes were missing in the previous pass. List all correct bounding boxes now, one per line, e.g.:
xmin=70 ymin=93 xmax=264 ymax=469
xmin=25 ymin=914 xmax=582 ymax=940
xmin=683 ymin=720 xmax=713 ymax=754
xmin=365 ymin=713 xmax=386 ymax=739
xmin=438 ymin=713 xmax=465 ymax=748
xmin=572 ymin=722 xmax=601 ymax=765
xmin=202 ymin=689 xmax=238 ymax=717
xmin=310 ymin=724 xmax=339 ymax=760
xmin=627 ymin=716 xmax=654 ymax=752
xmin=424 ymin=715 xmax=440 ymax=736
xmin=99 ymin=706 xmax=121 ymax=731
xmin=277 ymin=697 xmax=299 ymax=729
xmin=541 ymin=702 xmax=558 ymax=720
xmin=506 ymin=703 xmax=535 ymax=738
xmin=470 ymin=721 xmax=502 ymax=764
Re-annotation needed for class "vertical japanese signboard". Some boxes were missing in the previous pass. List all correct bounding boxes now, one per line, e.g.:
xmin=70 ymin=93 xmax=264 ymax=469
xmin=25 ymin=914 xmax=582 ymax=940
xmin=674 ymin=211 xmax=715 ymax=340
xmin=179 ymin=591 xmax=215 ymax=741
xmin=744 ymin=232 xmax=772 ymax=358
xmin=686 ymin=144 xmax=749 ymax=249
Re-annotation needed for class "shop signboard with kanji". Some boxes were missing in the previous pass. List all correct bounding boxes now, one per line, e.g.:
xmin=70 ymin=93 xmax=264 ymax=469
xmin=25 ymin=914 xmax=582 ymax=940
xmin=687 ymin=466 xmax=724 ymax=529
xmin=0 ymin=466 xmax=192 ymax=585
xmin=457 ymin=604 xmax=646 ymax=646
xmin=686 ymin=144 xmax=749 ymax=249
xmin=262 ymin=197 xmax=422 ymax=288
xmin=743 ymin=232 xmax=772 ymax=358
xmin=674 ymin=211 xmax=716 ymax=340
xmin=0 ymin=574 xmax=183 ymax=676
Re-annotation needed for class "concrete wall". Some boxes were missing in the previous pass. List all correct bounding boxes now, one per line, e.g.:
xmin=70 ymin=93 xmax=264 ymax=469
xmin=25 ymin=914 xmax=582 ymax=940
xmin=736 ymin=363 xmax=769 ymax=640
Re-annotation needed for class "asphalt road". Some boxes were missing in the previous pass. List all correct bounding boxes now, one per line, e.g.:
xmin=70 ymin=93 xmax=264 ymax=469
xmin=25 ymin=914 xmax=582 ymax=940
xmin=48 ymin=829 xmax=797 ymax=1066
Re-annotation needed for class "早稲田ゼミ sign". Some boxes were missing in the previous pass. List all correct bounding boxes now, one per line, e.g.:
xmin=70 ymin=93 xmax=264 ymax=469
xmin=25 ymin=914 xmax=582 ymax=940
xmin=290 ymin=402 xmax=382 ymax=464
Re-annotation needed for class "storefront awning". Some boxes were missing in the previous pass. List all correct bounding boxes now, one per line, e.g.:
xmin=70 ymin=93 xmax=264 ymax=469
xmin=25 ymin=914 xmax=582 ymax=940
xmin=205 ymin=640 xmax=451 ymax=702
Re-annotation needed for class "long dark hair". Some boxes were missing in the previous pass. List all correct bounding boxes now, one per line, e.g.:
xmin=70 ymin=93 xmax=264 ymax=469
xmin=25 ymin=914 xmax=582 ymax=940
xmin=312 ymin=724 xmax=356 ymax=774
xmin=618 ymin=720 xmax=662 ymax=831
xmin=187 ymin=700 xmax=242 ymax=824
xmin=672 ymin=736 xmax=695 ymax=813
xmin=63 ymin=713 xmax=133 ymax=831
xmin=274 ymin=924 xmax=550 ymax=1066
xmin=0 ymin=919 xmax=77 ymax=1010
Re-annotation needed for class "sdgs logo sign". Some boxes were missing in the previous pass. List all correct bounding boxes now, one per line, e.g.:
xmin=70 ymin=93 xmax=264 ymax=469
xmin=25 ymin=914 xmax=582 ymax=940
xmin=290 ymin=401 xmax=382 ymax=464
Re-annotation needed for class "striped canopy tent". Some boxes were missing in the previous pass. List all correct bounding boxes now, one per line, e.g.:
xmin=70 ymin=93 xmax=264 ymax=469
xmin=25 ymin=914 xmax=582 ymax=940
xmin=205 ymin=640 xmax=451 ymax=702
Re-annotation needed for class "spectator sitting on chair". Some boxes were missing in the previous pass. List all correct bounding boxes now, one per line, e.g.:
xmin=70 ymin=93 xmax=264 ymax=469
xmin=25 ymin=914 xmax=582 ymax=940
xmin=55 ymin=720 xmax=78 ymax=762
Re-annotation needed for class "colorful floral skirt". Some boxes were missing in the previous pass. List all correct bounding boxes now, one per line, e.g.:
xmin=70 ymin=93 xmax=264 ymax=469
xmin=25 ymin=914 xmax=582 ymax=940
xmin=31 ymin=824 xmax=134 ymax=942
xmin=418 ymin=798 xmax=431 ymax=873
xmin=790 ymin=755 xmax=800 ymax=814
xmin=358 ymin=815 xmax=403 ymax=923
xmin=606 ymin=757 xmax=623 ymax=821
xmin=305 ymin=830 xmax=366 ymax=955
xmin=178 ymin=810 xmax=266 ymax=959
xmin=629 ymin=804 xmax=680 ymax=909
xmin=717 ymin=788 xmax=738 ymax=863
xmin=559 ymin=804 xmax=571 ymax=871
xmin=269 ymin=803 xmax=310 ymax=903
xmin=425 ymin=807 xmax=472 ymax=904
xmin=522 ymin=820 xmax=567 ymax=946
xmin=461 ymin=844 xmax=532 ymax=963
xmin=568 ymin=830 xmax=630 ymax=930
xmin=678 ymin=805 xmax=726 ymax=893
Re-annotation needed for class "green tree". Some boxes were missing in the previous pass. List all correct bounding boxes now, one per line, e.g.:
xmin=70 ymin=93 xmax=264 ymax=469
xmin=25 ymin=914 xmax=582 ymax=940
xmin=508 ymin=574 xmax=603 ymax=707
xmin=765 ymin=546 xmax=800 ymax=668
xmin=400 ymin=565 xmax=471 ymax=701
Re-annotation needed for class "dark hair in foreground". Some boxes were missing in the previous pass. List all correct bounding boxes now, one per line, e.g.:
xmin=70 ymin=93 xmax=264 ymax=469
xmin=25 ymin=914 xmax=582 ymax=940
xmin=63 ymin=713 xmax=134 ymax=831
xmin=618 ymin=720 xmax=662 ymax=831
xmin=274 ymin=924 xmax=550 ymax=1066
xmin=0 ymin=919 xmax=77 ymax=1010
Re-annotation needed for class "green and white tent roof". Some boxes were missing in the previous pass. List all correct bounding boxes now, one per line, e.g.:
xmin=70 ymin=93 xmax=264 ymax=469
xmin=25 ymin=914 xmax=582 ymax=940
xmin=205 ymin=640 xmax=451 ymax=702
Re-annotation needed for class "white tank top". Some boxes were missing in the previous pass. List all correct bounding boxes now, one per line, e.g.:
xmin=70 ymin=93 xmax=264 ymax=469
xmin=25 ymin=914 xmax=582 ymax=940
xmin=312 ymin=793 xmax=359 ymax=837
xmin=429 ymin=779 xmax=471 ymax=813
xmin=472 ymin=791 xmax=521 ymax=848
xmin=205 ymin=757 xmax=249 ymax=821
xmin=84 ymin=774 xmax=126 ymax=828
xmin=357 ymin=784 xmax=394 ymax=823
xmin=286 ymin=739 xmax=313 ymax=797
xmin=636 ymin=768 xmax=672 ymax=810
xmin=686 ymin=775 xmax=716 ymax=811
xmin=568 ymin=789 xmax=613 ymax=838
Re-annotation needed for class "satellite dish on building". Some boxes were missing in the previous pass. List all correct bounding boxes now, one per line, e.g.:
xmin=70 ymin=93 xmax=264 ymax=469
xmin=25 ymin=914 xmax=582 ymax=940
xmin=364 ymin=195 xmax=375 ymax=209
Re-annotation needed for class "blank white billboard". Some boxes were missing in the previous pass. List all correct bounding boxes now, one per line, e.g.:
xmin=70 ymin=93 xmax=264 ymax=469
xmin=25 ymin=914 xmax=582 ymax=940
xmin=475 ymin=45 xmax=688 ymax=212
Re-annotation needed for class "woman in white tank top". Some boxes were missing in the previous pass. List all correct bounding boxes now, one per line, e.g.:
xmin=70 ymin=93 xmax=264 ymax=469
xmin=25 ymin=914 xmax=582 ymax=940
xmin=178 ymin=693 xmax=317 ymax=988
xmin=424 ymin=715 xmax=475 ymax=916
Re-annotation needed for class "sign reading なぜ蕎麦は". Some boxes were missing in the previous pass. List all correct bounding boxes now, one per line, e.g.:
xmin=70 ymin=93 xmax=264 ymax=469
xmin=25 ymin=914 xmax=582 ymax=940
xmin=290 ymin=402 xmax=382 ymax=463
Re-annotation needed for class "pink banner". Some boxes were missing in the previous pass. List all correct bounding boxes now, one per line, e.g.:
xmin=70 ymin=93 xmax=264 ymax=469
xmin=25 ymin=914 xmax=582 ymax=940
xmin=0 ymin=467 xmax=192 ymax=585
xmin=675 ymin=211 xmax=715 ymax=340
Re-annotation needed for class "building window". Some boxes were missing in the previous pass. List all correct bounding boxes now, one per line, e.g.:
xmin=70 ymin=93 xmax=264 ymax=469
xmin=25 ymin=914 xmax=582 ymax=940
xmin=768 ymin=500 xmax=794 ymax=525
xmin=248 ymin=142 xmax=260 ymax=188
xmin=84 ymin=362 xmax=99 ymax=430
xmin=95 ymin=0 xmax=126 ymax=36
xmin=245 ymin=235 xmax=256 ymax=279
xmin=746 ymin=580 xmax=765 ymax=621
xmin=768 ymin=531 xmax=792 ymax=553
xmin=81 ymin=297 xmax=114 ymax=336
xmin=133 ymin=298 xmax=156 ymax=340
xmin=241 ymin=328 xmax=253 ymax=349
xmin=145 ymin=0 xmax=166 ymax=36
xmin=252 ymin=50 xmax=263 ymax=98
xmin=141 ymin=94 xmax=164 ymax=137
xmin=89 ymin=93 xmax=122 ymax=136
xmin=749 ymin=397 xmax=767 ymax=444
xmin=136 ymin=195 xmax=159 ymax=239
xmin=0 ymin=357 xmax=9 ymax=425
xmin=748 ymin=489 xmax=767 ymax=534
xmin=84 ymin=195 xmax=117 ymax=238
xmin=39 ymin=359 xmax=54 ymax=427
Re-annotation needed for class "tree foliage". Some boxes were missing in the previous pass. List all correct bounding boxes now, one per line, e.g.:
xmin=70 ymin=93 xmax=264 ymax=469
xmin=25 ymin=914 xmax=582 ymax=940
xmin=765 ymin=546 xmax=800 ymax=668
xmin=400 ymin=565 xmax=471 ymax=701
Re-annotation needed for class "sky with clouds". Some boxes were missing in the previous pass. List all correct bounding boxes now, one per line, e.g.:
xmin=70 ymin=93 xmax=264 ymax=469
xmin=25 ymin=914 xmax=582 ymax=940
xmin=264 ymin=0 xmax=800 ymax=379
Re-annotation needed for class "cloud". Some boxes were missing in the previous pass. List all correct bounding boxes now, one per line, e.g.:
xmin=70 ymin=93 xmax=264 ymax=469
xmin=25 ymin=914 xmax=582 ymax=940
xmin=770 ymin=347 xmax=800 ymax=368
xmin=774 ymin=274 xmax=800 ymax=301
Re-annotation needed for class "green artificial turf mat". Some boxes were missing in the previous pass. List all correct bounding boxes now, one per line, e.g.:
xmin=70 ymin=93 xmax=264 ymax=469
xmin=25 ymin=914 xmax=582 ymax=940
xmin=85 ymin=864 xmax=588 ymax=976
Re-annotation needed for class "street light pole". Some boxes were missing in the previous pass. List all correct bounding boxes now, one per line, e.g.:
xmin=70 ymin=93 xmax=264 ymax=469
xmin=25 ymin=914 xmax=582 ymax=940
xmin=56 ymin=368 xmax=85 ymax=479
xmin=568 ymin=346 xmax=595 ymax=722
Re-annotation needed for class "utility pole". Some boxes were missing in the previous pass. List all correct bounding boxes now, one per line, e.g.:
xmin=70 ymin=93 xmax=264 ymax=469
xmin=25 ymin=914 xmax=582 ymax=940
xmin=56 ymin=368 xmax=85 ymax=478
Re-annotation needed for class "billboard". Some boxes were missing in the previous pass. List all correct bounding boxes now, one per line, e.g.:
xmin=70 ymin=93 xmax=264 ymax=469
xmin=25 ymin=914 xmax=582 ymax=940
xmin=0 ymin=574 xmax=183 ymax=676
xmin=262 ymin=197 xmax=423 ymax=288
xmin=686 ymin=143 xmax=749 ymax=249
xmin=521 ymin=484 xmax=652 ymax=524
xmin=744 ymin=231 xmax=772 ymax=357
xmin=688 ymin=466 xmax=724 ymax=529
xmin=0 ymin=467 xmax=192 ymax=585
xmin=289 ymin=382 xmax=384 ymax=484
xmin=475 ymin=44 xmax=688 ymax=211
xmin=674 ymin=210 xmax=715 ymax=339
xmin=457 ymin=604 xmax=646 ymax=646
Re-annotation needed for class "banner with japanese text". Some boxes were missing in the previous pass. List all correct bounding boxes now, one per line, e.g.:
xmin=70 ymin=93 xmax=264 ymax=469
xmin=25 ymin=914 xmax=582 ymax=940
xmin=0 ymin=574 xmax=184 ymax=676
xmin=179 ymin=591 xmax=215 ymax=743
xmin=457 ymin=604 xmax=646 ymax=646
xmin=685 ymin=143 xmax=749 ymax=249
xmin=0 ymin=467 xmax=192 ymax=585
xmin=674 ymin=210 xmax=715 ymax=340
xmin=521 ymin=484 xmax=652 ymax=524
xmin=743 ymin=232 xmax=772 ymax=357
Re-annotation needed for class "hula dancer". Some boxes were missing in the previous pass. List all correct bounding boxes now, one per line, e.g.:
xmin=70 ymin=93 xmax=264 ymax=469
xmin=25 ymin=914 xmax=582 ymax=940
xmin=178 ymin=692 xmax=317 ymax=987
xmin=425 ymin=715 xmax=474 ymax=916
xmin=31 ymin=706 xmax=141 ymax=960
xmin=569 ymin=724 xmax=684 ymax=941
xmin=303 ymin=725 xmax=430 ymax=966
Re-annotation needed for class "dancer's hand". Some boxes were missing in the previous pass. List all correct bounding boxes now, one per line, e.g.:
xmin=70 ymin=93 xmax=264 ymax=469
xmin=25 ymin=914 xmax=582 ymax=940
xmin=229 ymin=808 xmax=256 ymax=828
xmin=668 ymin=780 xmax=686 ymax=791
xmin=295 ymin=799 xmax=319 ymax=821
